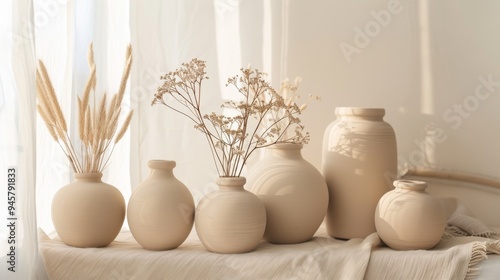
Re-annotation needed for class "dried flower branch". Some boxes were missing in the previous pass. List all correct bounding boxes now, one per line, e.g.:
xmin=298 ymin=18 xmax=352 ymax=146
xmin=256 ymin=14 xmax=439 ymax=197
xmin=152 ymin=59 xmax=310 ymax=177
xmin=36 ymin=43 xmax=133 ymax=173
xmin=266 ymin=77 xmax=319 ymax=143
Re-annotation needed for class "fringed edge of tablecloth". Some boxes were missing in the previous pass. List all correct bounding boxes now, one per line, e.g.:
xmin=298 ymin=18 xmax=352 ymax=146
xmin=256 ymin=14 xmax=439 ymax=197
xmin=466 ymin=242 xmax=487 ymax=280
xmin=447 ymin=225 xmax=500 ymax=239
xmin=465 ymin=240 xmax=500 ymax=280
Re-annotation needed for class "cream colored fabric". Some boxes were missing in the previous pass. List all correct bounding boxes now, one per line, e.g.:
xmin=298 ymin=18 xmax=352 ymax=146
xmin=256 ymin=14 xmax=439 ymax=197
xmin=40 ymin=229 xmax=377 ymax=280
xmin=367 ymin=198 xmax=500 ymax=280
xmin=40 ymin=198 xmax=500 ymax=280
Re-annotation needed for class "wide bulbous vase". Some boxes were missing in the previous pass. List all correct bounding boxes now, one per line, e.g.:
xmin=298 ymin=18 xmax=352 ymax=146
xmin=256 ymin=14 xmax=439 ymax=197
xmin=322 ymin=107 xmax=397 ymax=239
xmin=51 ymin=172 xmax=126 ymax=247
xmin=375 ymin=179 xmax=446 ymax=250
xmin=127 ymin=160 xmax=195 ymax=250
xmin=248 ymin=143 xmax=328 ymax=244
xmin=195 ymin=176 xmax=266 ymax=254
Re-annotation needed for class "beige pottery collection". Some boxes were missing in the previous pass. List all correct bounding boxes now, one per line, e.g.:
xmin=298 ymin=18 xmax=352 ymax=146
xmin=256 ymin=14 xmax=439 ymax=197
xmin=322 ymin=107 xmax=397 ymax=239
xmin=128 ymin=160 xmax=195 ymax=250
xmin=248 ymin=143 xmax=328 ymax=244
xmin=195 ymin=177 xmax=266 ymax=254
xmin=375 ymin=180 xmax=446 ymax=250
xmin=51 ymin=172 xmax=126 ymax=247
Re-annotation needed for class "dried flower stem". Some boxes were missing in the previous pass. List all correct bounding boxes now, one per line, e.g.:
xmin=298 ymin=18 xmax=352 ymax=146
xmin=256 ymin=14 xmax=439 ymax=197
xmin=153 ymin=59 xmax=309 ymax=177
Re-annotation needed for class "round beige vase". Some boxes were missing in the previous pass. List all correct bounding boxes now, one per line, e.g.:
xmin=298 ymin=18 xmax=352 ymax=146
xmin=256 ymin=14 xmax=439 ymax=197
xmin=322 ymin=107 xmax=397 ymax=239
xmin=51 ymin=173 xmax=126 ymax=247
xmin=375 ymin=180 xmax=446 ymax=250
xmin=195 ymin=177 xmax=266 ymax=254
xmin=127 ymin=160 xmax=195 ymax=250
xmin=247 ymin=143 xmax=328 ymax=244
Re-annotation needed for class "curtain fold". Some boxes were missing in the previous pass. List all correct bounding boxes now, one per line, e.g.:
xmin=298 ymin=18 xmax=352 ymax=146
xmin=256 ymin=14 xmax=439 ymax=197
xmin=0 ymin=0 xmax=48 ymax=278
xmin=129 ymin=0 xmax=284 ymax=199
xmin=35 ymin=0 xmax=131 ymax=234
xmin=130 ymin=0 xmax=225 ymax=198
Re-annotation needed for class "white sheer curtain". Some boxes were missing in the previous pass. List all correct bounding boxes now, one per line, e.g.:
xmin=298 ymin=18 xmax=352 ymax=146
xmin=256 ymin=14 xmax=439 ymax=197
xmin=2 ymin=0 xmax=500 ymax=279
xmin=35 ymin=0 xmax=131 ymax=235
xmin=0 ymin=0 xmax=47 ymax=279
xmin=129 ymin=0 xmax=288 ymax=201
xmin=2 ymin=1 xmax=289 ymax=278
xmin=1 ymin=0 xmax=130 ymax=278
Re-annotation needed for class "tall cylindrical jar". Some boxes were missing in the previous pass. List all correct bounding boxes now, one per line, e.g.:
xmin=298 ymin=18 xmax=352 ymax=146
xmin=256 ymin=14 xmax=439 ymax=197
xmin=247 ymin=143 xmax=328 ymax=244
xmin=127 ymin=160 xmax=195 ymax=250
xmin=375 ymin=180 xmax=446 ymax=250
xmin=195 ymin=177 xmax=266 ymax=254
xmin=52 ymin=173 xmax=126 ymax=247
xmin=322 ymin=107 xmax=397 ymax=239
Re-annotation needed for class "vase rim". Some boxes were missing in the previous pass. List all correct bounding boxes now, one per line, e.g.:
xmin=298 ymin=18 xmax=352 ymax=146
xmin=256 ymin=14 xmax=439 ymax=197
xmin=393 ymin=179 xmax=427 ymax=191
xmin=268 ymin=143 xmax=303 ymax=150
xmin=148 ymin=160 xmax=176 ymax=170
xmin=335 ymin=107 xmax=385 ymax=117
xmin=74 ymin=172 xmax=103 ymax=179
xmin=216 ymin=176 xmax=246 ymax=186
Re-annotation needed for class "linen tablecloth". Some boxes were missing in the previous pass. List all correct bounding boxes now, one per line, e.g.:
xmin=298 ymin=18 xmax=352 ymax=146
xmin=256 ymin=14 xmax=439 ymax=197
xmin=40 ymin=198 xmax=500 ymax=280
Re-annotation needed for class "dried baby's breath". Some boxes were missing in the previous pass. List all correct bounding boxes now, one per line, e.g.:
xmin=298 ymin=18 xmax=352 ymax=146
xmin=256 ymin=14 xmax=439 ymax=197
xmin=266 ymin=77 xmax=319 ymax=144
xmin=36 ymin=43 xmax=134 ymax=173
xmin=153 ymin=59 xmax=311 ymax=177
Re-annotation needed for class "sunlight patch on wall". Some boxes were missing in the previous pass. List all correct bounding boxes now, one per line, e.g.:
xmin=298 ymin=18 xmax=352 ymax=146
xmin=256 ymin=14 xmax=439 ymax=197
xmin=279 ymin=0 xmax=290 ymax=81
xmin=262 ymin=0 xmax=273 ymax=79
xmin=214 ymin=0 xmax=242 ymax=102
xmin=419 ymin=0 xmax=433 ymax=116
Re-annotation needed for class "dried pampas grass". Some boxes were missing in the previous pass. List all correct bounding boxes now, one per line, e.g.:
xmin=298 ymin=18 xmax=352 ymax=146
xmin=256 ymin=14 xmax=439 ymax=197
xmin=36 ymin=43 xmax=133 ymax=173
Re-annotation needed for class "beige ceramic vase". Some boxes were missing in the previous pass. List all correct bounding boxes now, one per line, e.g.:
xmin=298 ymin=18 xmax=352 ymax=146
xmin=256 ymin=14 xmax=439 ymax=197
xmin=51 ymin=173 xmax=126 ymax=247
xmin=127 ymin=160 xmax=195 ymax=250
xmin=322 ymin=107 xmax=397 ymax=239
xmin=248 ymin=143 xmax=328 ymax=244
xmin=375 ymin=179 xmax=446 ymax=250
xmin=195 ymin=176 xmax=266 ymax=254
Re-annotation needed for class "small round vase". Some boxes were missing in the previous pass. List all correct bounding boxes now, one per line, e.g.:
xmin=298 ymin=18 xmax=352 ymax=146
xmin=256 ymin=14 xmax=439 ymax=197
xmin=127 ymin=160 xmax=195 ymax=250
xmin=51 ymin=173 xmax=126 ymax=247
xmin=322 ymin=107 xmax=397 ymax=239
xmin=248 ymin=143 xmax=328 ymax=244
xmin=195 ymin=177 xmax=266 ymax=254
xmin=375 ymin=180 xmax=446 ymax=250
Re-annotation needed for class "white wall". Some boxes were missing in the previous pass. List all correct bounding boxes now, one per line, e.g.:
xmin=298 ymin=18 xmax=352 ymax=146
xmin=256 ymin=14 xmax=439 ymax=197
xmin=280 ymin=0 xmax=500 ymax=179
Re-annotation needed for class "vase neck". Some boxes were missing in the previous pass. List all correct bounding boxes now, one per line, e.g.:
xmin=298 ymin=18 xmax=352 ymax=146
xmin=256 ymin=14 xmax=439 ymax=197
xmin=216 ymin=177 xmax=246 ymax=191
xmin=393 ymin=180 xmax=427 ymax=191
xmin=335 ymin=107 xmax=385 ymax=121
xmin=148 ymin=160 xmax=175 ymax=177
xmin=74 ymin=172 xmax=103 ymax=182
xmin=266 ymin=143 xmax=303 ymax=159
xmin=150 ymin=169 xmax=174 ymax=177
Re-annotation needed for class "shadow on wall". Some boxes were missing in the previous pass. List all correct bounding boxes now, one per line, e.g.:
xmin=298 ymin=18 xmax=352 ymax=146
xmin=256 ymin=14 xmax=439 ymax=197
xmin=283 ymin=0 xmax=500 ymax=178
